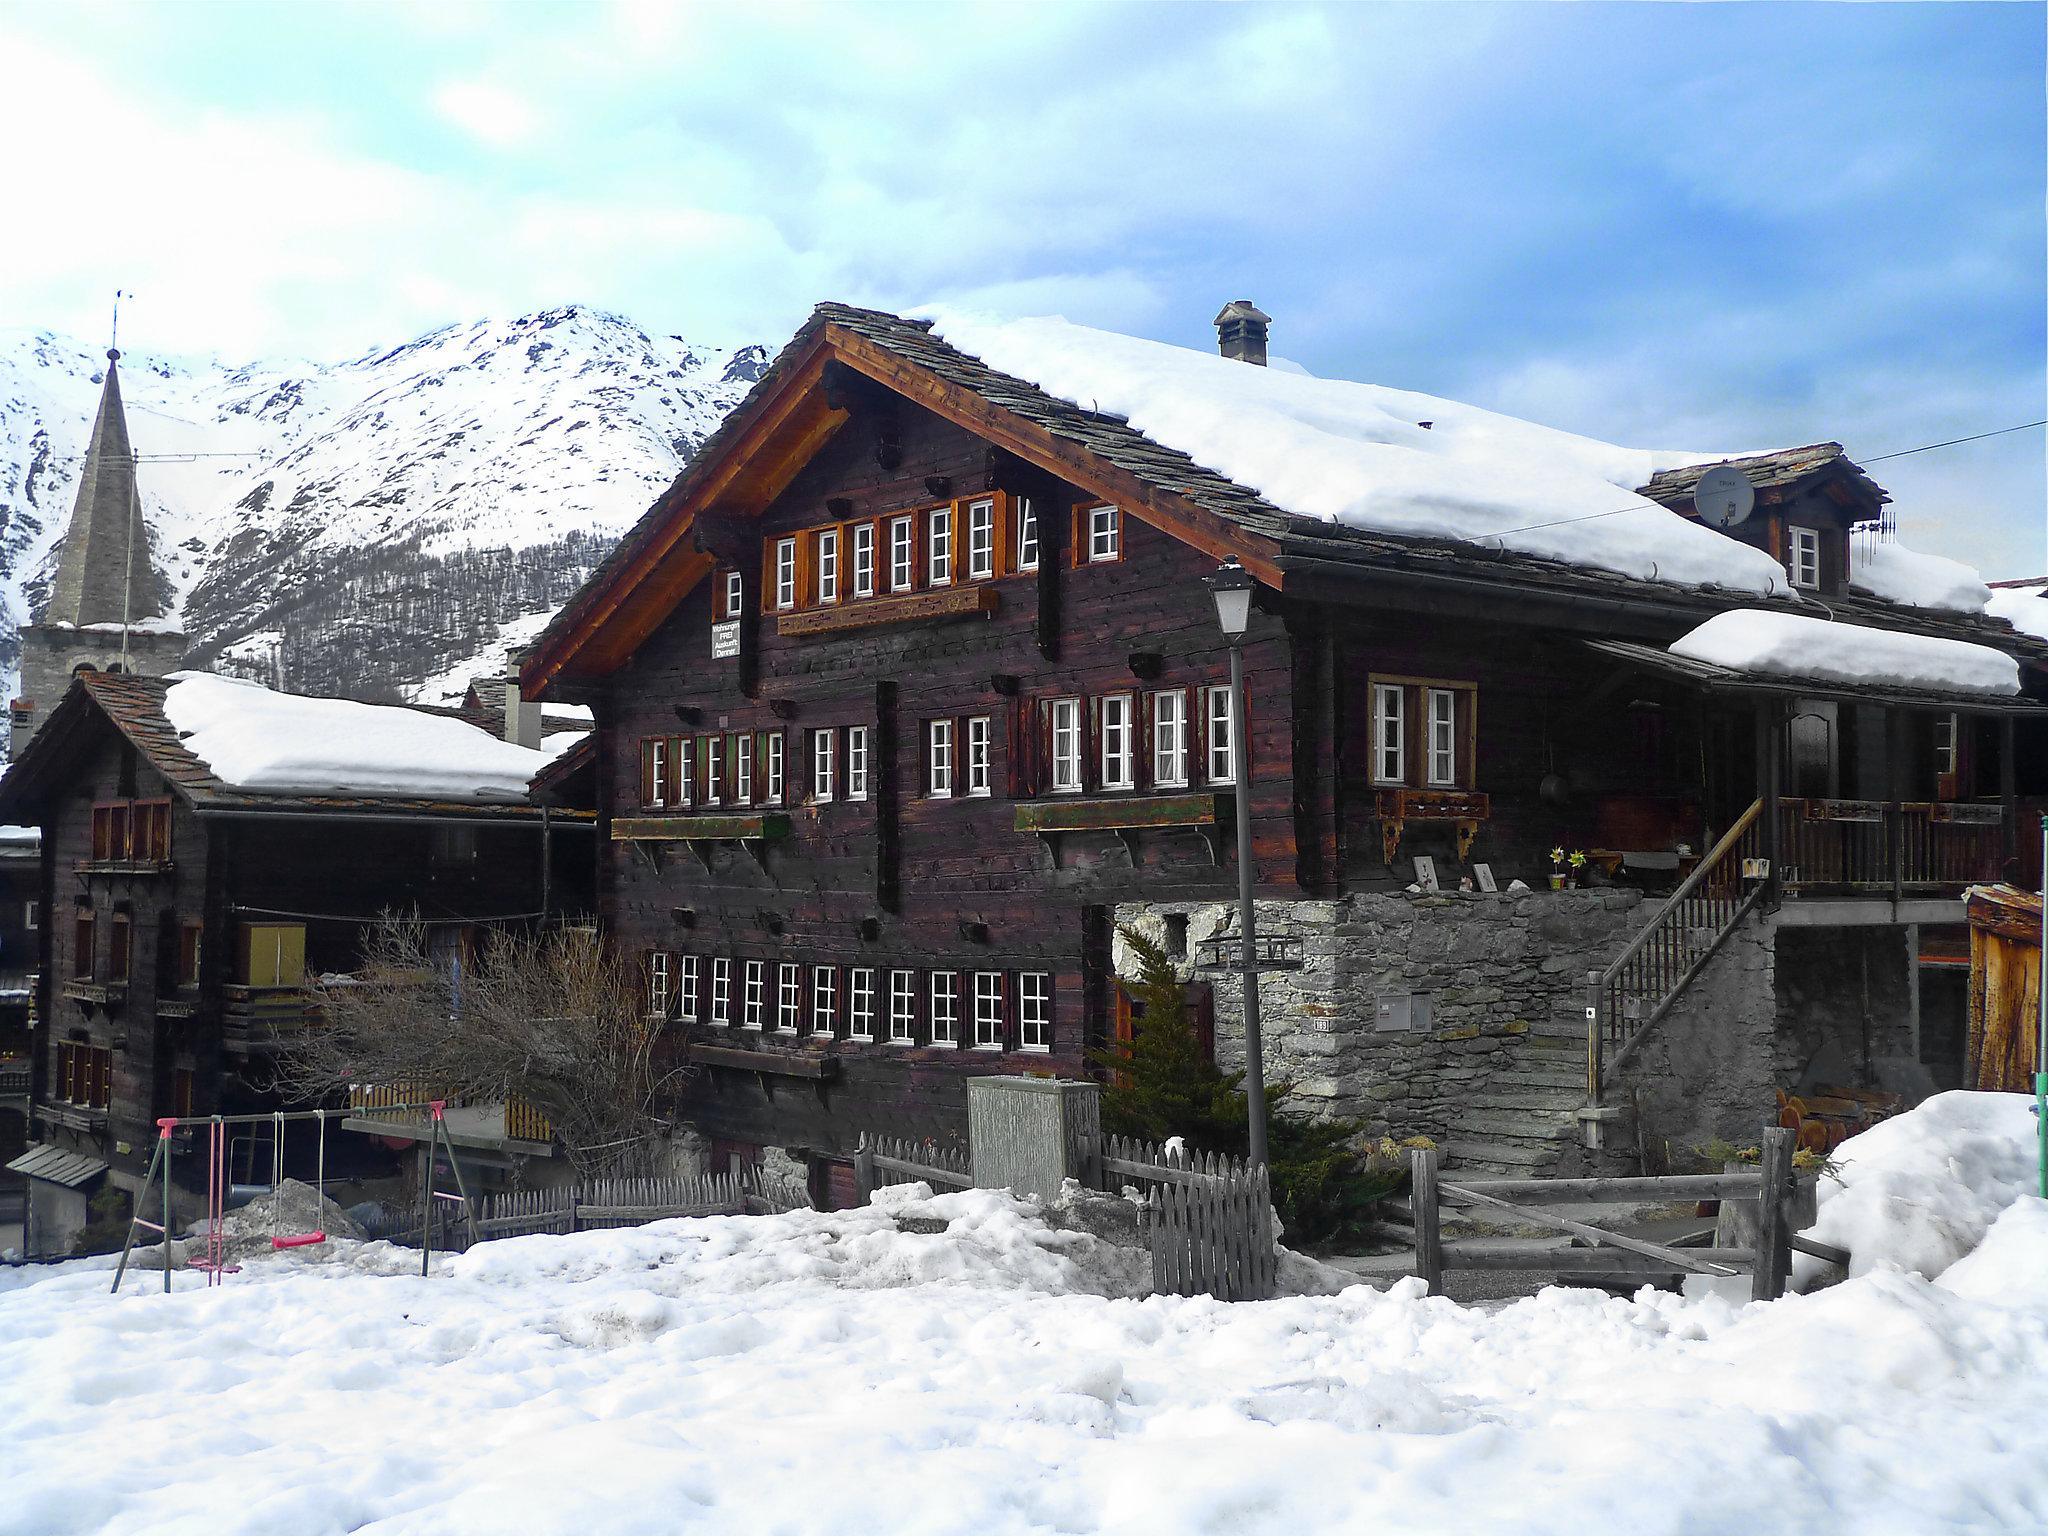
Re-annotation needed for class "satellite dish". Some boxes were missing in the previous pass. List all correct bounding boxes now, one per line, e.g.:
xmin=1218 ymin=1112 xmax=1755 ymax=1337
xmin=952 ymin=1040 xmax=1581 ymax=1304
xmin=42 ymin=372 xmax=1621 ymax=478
xmin=1694 ymin=464 xmax=1756 ymax=529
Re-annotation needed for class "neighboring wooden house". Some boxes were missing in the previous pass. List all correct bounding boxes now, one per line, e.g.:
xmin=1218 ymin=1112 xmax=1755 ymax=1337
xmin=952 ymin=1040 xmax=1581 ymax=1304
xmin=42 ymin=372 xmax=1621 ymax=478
xmin=1965 ymin=883 xmax=2041 ymax=1093
xmin=0 ymin=671 xmax=595 ymax=1255
xmin=519 ymin=301 xmax=2048 ymax=1192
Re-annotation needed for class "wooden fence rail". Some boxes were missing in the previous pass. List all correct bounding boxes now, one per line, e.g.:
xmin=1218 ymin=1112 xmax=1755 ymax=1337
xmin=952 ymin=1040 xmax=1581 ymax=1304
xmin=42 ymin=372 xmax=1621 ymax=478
xmin=1406 ymin=1126 xmax=1798 ymax=1300
xmin=852 ymin=1134 xmax=973 ymax=1202
xmin=1094 ymin=1134 xmax=1277 ymax=1302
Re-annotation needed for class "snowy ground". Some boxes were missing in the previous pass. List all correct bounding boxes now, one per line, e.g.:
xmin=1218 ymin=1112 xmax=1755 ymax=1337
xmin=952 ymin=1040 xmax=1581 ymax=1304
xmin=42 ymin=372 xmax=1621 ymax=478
xmin=3 ymin=1094 xmax=2045 ymax=1535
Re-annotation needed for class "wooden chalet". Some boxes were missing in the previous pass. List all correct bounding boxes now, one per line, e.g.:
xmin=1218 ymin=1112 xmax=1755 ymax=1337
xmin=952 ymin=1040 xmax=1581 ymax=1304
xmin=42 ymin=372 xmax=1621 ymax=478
xmin=521 ymin=301 xmax=2048 ymax=1191
xmin=0 ymin=671 xmax=595 ymax=1254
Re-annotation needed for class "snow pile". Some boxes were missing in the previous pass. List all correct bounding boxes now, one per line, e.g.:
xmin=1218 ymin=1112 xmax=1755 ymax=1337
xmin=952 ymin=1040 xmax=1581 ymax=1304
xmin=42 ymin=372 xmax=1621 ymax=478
xmin=5 ymin=1180 xmax=2048 ymax=1533
xmin=1799 ymin=1091 xmax=2040 ymax=1286
xmin=1987 ymin=584 xmax=2048 ymax=642
xmin=161 ymin=670 xmax=560 ymax=802
xmin=919 ymin=310 xmax=1789 ymax=594
xmin=1671 ymin=608 xmax=2021 ymax=695
xmin=1850 ymin=540 xmax=1993 ymax=612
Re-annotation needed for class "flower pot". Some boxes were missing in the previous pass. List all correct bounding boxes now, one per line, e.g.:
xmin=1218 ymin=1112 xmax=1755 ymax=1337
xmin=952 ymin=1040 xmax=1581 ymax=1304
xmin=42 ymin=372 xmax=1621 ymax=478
xmin=1548 ymin=874 xmax=1566 ymax=890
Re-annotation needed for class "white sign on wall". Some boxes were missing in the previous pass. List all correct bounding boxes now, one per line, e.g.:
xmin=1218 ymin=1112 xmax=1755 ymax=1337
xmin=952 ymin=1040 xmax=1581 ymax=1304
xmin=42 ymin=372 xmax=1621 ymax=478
xmin=710 ymin=620 xmax=741 ymax=660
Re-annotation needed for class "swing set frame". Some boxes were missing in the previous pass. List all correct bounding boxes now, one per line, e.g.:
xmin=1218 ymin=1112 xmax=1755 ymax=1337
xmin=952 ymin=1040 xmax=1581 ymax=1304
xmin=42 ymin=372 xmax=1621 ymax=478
xmin=110 ymin=1101 xmax=479 ymax=1294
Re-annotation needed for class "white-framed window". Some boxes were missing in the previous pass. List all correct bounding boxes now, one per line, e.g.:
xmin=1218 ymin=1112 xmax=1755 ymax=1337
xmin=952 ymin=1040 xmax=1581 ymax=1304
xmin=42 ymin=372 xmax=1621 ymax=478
xmin=966 ymin=715 xmax=992 ymax=797
xmin=777 ymin=962 xmax=802 ymax=1033
xmin=1426 ymin=688 xmax=1458 ymax=788
xmin=1788 ymin=525 xmax=1821 ymax=590
xmin=816 ymin=527 xmax=840 ymax=605
xmin=734 ymin=733 xmax=753 ymax=804
xmin=1205 ymin=685 xmax=1237 ymax=786
xmin=775 ymin=537 xmax=798 ymax=609
xmin=647 ymin=951 xmax=672 ymax=1018
xmin=764 ymin=732 xmax=785 ymax=804
xmin=846 ymin=725 xmax=870 ymax=801
xmin=1152 ymin=690 xmax=1188 ymax=787
xmin=889 ymin=516 xmax=915 ymax=593
xmin=724 ymin=569 xmax=744 ymax=619
xmin=1050 ymin=698 xmax=1083 ymax=793
xmin=1372 ymin=683 xmax=1405 ymax=785
xmin=1087 ymin=504 xmax=1120 ymax=562
xmin=677 ymin=740 xmax=693 ymax=807
xmin=927 ymin=718 xmax=954 ymax=798
xmin=1013 ymin=497 xmax=1039 ymax=572
xmin=966 ymin=497 xmax=996 ymax=579
xmin=704 ymin=735 xmax=724 ymax=806
xmin=848 ymin=967 xmax=876 ymax=1041
xmin=1018 ymin=971 xmax=1051 ymax=1052
xmin=1100 ymin=693 xmax=1135 ymax=790
xmin=928 ymin=971 xmax=959 ymax=1046
xmin=710 ymin=957 xmax=732 ymax=1026
xmin=852 ymin=522 xmax=877 ymax=598
xmin=928 ymin=505 xmax=954 ymax=586
xmin=742 ymin=959 xmax=765 ymax=1030
xmin=888 ymin=969 xmax=916 ymax=1043
xmin=812 ymin=965 xmax=837 ymax=1037
xmin=972 ymin=971 xmax=1004 ymax=1049
xmin=677 ymin=955 xmax=700 ymax=1023
xmin=648 ymin=738 xmax=668 ymax=808
xmin=1934 ymin=713 xmax=1958 ymax=778
xmin=811 ymin=728 xmax=836 ymax=803
xmin=24 ymin=900 xmax=38 ymax=932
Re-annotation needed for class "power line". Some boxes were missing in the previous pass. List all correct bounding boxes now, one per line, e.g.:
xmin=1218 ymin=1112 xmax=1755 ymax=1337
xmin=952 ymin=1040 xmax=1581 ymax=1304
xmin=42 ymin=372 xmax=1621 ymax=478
xmin=1481 ymin=417 xmax=2047 ymax=541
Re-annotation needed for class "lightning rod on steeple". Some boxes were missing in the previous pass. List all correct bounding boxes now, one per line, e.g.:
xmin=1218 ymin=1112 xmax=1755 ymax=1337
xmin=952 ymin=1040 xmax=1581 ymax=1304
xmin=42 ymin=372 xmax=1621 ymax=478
xmin=110 ymin=289 xmax=125 ymax=360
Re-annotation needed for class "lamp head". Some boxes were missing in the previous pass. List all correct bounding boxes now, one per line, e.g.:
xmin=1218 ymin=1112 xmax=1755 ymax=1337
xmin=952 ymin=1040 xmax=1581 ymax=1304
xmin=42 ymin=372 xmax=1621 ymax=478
xmin=1205 ymin=556 xmax=1255 ymax=638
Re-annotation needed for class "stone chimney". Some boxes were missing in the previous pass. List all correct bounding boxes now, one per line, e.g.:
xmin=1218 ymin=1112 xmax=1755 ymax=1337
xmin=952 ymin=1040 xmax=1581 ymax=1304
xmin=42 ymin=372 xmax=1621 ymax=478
xmin=1213 ymin=300 xmax=1271 ymax=366
xmin=503 ymin=674 xmax=543 ymax=749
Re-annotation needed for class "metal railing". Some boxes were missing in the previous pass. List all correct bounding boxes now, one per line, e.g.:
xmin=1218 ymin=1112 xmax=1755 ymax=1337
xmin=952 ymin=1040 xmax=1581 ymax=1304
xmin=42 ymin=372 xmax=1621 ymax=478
xmin=1589 ymin=799 xmax=1765 ymax=1101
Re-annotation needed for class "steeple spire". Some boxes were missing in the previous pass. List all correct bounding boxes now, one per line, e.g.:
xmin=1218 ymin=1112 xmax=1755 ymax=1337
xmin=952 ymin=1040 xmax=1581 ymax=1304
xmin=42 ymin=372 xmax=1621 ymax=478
xmin=42 ymin=348 xmax=162 ymax=629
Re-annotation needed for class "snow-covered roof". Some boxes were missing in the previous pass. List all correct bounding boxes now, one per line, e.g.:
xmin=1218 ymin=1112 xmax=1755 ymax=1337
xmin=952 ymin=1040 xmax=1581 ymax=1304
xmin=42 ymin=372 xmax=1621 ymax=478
xmin=1986 ymin=585 xmax=2048 ymax=643
xmin=918 ymin=310 xmax=1791 ymax=594
xmin=1670 ymin=610 xmax=2021 ymax=697
xmin=161 ymin=671 xmax=574 ymax=804
xmin=1849 ymin=542 xmax=1993 ymax=614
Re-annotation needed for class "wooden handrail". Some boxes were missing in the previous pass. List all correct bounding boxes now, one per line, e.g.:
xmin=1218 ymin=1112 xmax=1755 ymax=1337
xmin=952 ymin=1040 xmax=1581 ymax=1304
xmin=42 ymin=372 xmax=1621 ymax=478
xmin=1598 ymin=799 xmax=1760 ymax=984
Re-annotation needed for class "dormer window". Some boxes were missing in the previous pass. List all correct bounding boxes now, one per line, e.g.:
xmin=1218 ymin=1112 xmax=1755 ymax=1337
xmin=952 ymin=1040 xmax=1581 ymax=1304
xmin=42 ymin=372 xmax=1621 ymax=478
xmin=1788 ymin=526 xmax=1821 ymax=591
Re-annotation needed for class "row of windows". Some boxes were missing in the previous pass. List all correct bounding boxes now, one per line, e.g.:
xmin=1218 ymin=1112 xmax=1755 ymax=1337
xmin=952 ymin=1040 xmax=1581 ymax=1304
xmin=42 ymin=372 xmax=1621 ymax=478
xmin=641 ymin=726 xmax=872 ymax=809
xmin=56 ymin=1042 xmax=112 ymax=1109
xmin=648 ymin=953 xmax=1053 ymax=1052
xmin=71 ymin=908 xmax=203 ymax=986
xmin=90 ymin=798 xmax=173 ymax=864
xmin=1368 ymin=679 xmax=1476 ymax=791
xmin=734 ymin=495 xmax=1123 ymax=617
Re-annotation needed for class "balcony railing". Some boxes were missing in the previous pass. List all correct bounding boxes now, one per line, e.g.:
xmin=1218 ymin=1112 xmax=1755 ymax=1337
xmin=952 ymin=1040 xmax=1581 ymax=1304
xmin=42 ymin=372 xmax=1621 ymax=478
xmin=347 ymin=1082 xmax=555 ymax=1147
xmin=221 ymin=985 xmax=323 ymax=1053
xmin=1777 ymin=799 xmax=2005 ymax=894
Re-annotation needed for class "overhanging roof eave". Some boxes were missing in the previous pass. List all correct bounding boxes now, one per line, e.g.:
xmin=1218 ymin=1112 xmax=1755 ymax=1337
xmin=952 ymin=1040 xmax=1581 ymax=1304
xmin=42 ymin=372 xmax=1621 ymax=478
xmin=1582 ymin=637 xmax=2048 ymax=715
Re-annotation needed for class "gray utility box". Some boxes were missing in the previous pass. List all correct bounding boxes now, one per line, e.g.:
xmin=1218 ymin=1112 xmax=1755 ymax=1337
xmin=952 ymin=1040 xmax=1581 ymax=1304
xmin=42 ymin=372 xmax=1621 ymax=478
xmin=967 ymin=1077 xmax=1103 ymax=1202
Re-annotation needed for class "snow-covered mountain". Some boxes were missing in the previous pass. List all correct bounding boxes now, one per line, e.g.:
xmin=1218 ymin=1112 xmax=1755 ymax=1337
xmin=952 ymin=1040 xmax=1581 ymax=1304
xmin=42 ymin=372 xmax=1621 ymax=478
xmin=0 ymin=307 xmax=765 ymax=710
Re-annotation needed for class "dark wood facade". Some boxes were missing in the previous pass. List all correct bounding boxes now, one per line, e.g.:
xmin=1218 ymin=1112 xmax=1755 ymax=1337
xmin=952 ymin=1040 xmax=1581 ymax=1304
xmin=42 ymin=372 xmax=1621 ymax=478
xmin=528 ymin=303 xmax=2048 ymax=1175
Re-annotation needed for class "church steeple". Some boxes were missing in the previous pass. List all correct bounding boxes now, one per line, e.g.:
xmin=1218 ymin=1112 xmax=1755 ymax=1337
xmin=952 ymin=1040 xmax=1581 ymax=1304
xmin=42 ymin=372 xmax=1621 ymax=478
xmin=42 ymin=348 xmax=163 ymax=629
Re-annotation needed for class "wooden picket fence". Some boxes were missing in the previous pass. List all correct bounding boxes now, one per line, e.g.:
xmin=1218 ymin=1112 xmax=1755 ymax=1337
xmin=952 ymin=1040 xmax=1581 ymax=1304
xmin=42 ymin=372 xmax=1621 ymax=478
xmin=852 ymin=1133 xmax=973 ymax=1201
xmin=468 ymin=1171 xmax=751 ymax=1243
xmin=1097 ymin=1134 xmax=1277 ymax=1302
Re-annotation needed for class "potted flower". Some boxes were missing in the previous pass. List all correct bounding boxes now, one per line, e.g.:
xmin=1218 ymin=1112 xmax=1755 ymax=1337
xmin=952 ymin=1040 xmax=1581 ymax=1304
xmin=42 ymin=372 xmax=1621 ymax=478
xmin=1548 ymin=847 xmax=1568 ymax=890
xmin=1568 ymin=849 xmax=1589 ymax=888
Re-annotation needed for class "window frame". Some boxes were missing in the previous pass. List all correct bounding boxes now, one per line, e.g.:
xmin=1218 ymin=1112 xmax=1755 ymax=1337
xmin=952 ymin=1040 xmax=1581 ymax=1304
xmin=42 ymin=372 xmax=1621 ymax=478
xmin=1425 ymin=687 xmax=1459 ymax=788
xmin=1151 ymin=689 xmax=1189 ymax=789
xmin=1049 ymin=697 xmax=1084 ymax=794
xmin=742 ymin=959 xmax=766 ymax=1030
xmin=1788 ymin=524 xmax=1822 ymax=591
xmin=108 ymin=911 xmax=131 ymax=984
xmin=846 ymin=725 xmax=870 ymax=802
xmin=972 ymin=970 xmax=1005 ymax=1050
xmin=734 ymin=732 xmax=754 ymax=805
xmin=774 ymin=536 xmax=799 ymax=610
xmin=1085 ymin=503 xmax=1121 ymax=564
xmin=965 ymin=715 xmax=993 ymax=798
xmin=710 ymin=957 xmax=733 ymax=1026
xmin=704 ymin=735 xmax=724 ymax=806
xmin=848 ymin=967 xmax=877 ymax=1042
xmin=927 ymin=504 xmax=954 ymax=587
xmin=815 ymin=526 xmax=841 ymax=605
xmin=965 ymin=496 xmax=998 ymax=580
xmin=888 ymin=969 xmax=917 ymax=1044
xmin=1204 ymin=684 xmax=1237 ymax=787
xmin=1013 ymin=496 xmax=1040 ymax=573
xmin=1018 ymin=971 xmax=1052 ymax=1053
xmin=723 ymin=569 xmax=745 ymax=619
xmin=811 ymin=964 xmax=838 ymax=1038
xmin=810 ymin=727 xmax=836 ymax=804
xmin=889 ymin=515 xmax=916 ymax=593
xmin=927 ymin=718 xmax=955 ymax=799
xmin=677 ymin=954 xmax=700 ymax=1023
xmin=73 ymin=909 xmax=95 ymax=980
xmin=764 ymin=731 xmax=785 ymax=805
xmin=851 ymin=521 xmax=878 ymax=599
xmin=1371 ymin=683 xmax=1406 ymax=786
xmin=1099 ymin=692 xmax=1136 ymax=791
xmin=647 ymin=950 xmax=672 ymax=1018
xmin=928 ymin=970 xmax=959 ymax=1047
xmin=776 ymin=961 xmax=802 ymax=1034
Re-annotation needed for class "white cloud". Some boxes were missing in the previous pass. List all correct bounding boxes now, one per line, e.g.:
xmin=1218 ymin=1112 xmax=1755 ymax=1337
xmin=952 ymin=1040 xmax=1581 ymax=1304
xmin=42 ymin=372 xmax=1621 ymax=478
xmin=432 ymin=78 xmax=540 ymax=148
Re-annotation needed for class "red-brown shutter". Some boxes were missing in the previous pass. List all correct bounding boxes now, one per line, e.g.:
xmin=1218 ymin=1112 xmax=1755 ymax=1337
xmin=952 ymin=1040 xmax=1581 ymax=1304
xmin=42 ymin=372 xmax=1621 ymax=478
xmin=639 ymin=739 xmax=656 ymax=806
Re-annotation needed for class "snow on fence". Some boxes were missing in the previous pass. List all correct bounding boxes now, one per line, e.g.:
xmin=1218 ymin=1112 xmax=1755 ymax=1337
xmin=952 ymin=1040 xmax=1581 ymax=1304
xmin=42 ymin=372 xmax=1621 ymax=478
xmin=1098 ymin=1135 xmax=1277 ymax=1303
xmin=852 ymin=1134 xmax=973 ymax=1201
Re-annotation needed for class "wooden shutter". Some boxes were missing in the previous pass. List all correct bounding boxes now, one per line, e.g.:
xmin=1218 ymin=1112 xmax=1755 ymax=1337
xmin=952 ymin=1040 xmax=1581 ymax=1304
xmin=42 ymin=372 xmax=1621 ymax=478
xmin=665 ymin=737 xmax=685 ymax=805
xmin=640 ymin=739 xmax=657 ymax=806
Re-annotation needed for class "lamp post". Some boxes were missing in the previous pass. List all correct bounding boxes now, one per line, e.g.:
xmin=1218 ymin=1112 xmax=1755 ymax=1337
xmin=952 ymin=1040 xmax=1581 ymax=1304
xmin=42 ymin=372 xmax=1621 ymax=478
xmin=1205 ymin=556 xmax=1268 ymax=1171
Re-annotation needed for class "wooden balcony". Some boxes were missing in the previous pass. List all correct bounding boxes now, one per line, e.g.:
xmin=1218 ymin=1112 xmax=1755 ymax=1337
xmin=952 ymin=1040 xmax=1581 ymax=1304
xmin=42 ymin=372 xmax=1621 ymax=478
xmin=344 ymin=1082 xmax=555 ymax=1153
xmin=60 ymin=979 xmax=126 ymax=1009
xmin=75 ymin=858 xmax=174 ymax=877
xmin=1016 ymin=792 xmax=1230 ymax=865
xmin=40 ymin=1099 xmax=109 ymax=1134
xmin=221 ymin=985 xmax=323 ymax=1054
xmin=1776 ymin=799 xmax=2005 ymax=895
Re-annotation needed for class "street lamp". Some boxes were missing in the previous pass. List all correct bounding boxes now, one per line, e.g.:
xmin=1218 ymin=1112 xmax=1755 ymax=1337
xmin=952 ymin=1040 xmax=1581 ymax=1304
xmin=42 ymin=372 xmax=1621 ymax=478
xmin=1204 ymin=556 xmax=1268 ymax=1171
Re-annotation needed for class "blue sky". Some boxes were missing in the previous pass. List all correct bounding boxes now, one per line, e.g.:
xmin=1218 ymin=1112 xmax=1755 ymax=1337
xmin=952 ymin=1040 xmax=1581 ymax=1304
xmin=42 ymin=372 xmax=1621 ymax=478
xmin=2 ymin=0 xmax=2041 ymax=575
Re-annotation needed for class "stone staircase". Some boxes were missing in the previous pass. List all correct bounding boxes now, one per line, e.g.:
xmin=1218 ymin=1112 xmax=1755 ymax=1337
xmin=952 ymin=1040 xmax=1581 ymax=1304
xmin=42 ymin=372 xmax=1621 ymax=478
xmin=1438 ymin=1016 xmax=1593 ymax=1174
